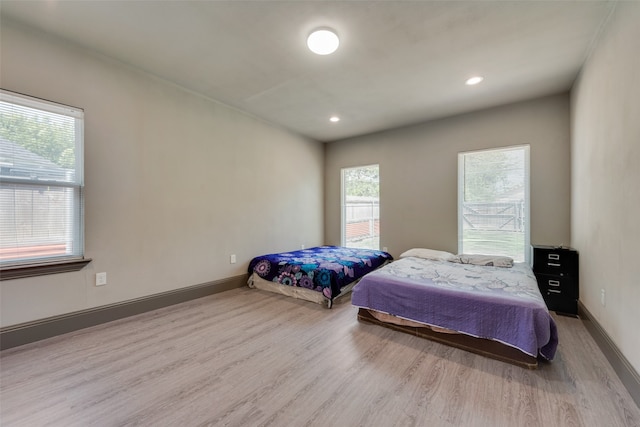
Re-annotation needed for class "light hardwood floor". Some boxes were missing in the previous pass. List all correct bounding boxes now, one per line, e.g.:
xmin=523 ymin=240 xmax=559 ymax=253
xmin=1 ymin=287 xmax=639 ymax=427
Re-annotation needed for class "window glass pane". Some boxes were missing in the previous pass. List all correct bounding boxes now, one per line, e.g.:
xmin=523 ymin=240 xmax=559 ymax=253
xmin=459 ymin=146 xmax=529 ymax=262
xmin=0 ymin=90 xmax=84 ymax=265
xmin=342 ymin=165 xmax=379 ymax=250
xmin=0 ymin=184 xmax=83 ymax=262
xmin=0 ymin=96 xmax=80 ymax=184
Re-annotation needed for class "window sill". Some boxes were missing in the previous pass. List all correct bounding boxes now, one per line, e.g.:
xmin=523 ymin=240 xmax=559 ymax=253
xmin=0 ymin=258 xmax=92 ymax=281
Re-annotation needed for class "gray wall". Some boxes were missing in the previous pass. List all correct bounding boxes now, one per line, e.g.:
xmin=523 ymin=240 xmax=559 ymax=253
xmin=325 ymin=94 xmax=572 ymax=258
xmin=571 ymin=2 xmax=640 ymax=373
xmin=0 ymin=20 xmax=324 ymax=327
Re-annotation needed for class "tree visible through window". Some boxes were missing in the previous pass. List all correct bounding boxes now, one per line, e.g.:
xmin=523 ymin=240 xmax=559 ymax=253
xmin=458 ymin=146 xmax=530 ymax=262
xmin=341 ymin=165 xmax=379 ymax=250
xmin=0 ymin=90 xmax=85 ymax=266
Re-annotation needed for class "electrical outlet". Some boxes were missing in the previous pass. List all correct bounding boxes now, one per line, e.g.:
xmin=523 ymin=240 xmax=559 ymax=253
xmin=301 ymin=244 xmax=305 ymax=249
xmin=382 ymin=247 xmax=388 ymax=252
xmin=230 ymin=254 xmax=237 ymax=264
xmin=96 ymin=272 xmax=107 ymax=286
xmin=601 ymin=289 xmax=606 ymax=306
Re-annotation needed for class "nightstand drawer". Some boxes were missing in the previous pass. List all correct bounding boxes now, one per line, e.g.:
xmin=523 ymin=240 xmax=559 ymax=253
xmin=532 ymin=245 xmax=579 ymax=316
xmin=532 ymin=246 xmax=578 ymax=276
xmin=535 ymin=274 xmax=578 ymax=299
xmin=540 ymin=289 xmax=578 ymax=315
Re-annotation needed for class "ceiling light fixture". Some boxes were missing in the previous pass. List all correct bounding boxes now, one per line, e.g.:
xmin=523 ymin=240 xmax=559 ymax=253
xmin=465 ymin=76 xmax=484 ymax=86
xmin=329 ymin=116 xmax=340 ymax=122
xmin=307 ymin=29 xmax=340 ymax=55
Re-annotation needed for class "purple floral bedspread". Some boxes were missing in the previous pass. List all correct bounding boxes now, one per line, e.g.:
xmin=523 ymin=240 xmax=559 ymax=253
xmin=248 ymin=246 xmax=393 ymax=301
xmin=352 ymin=257 xmax=558 ymax=360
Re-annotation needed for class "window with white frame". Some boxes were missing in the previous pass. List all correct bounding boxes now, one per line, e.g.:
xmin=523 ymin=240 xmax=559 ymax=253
xmin=341 ymin=164 xmax=380 ymax=250
xmin=0 ymin=90 xmax=85 ymax=269
xmin=458 ymin=145 xmax=530 ymax=263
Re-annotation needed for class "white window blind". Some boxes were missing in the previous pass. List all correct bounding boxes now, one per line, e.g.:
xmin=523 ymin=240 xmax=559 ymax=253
xmin=458 ymin=145 xmax=530 ymax=263
xmin=0 ymin=90 xmax=84 ymax=265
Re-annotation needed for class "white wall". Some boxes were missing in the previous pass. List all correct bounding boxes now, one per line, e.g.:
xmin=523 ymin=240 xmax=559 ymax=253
xmin=0 ymin=20 xmax=324 ymax=327
xmin=325 ymin=94 xmax=572 ymax=258
xmin=571 ymin=1 xmax=640 ymax=372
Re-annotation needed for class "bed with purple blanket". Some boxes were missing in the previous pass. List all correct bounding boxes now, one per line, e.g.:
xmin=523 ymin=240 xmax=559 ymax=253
xmin=352 ymin=256 xmax=558 ymax=368
xmin=248 ymin=246 xmax=393 ymax=308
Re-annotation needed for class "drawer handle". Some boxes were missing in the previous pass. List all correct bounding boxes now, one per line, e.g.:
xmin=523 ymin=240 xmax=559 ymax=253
xmin=548 ymin=254 xmax=560 ymax=260
xmin=547 ymin=289 xmax=561 ymax=294
xmin=547 ymin=262 xmax=561 ymax=267
xmin=548 ymin=280 xmax=560 ymax=287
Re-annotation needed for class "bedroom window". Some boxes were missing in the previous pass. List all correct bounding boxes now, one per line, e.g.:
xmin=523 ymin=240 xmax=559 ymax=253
xmin=0 ymin=90 xmax=88 ymax=277
xmin=341 ymin=164 xmax=380 ymax=250
xmin=458 ymin=145 xmax=530 ymax=263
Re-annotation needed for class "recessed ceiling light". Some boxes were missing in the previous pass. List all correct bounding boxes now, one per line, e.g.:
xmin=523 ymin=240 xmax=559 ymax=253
xmin=329 ymin=116 xmax=340 ymax=122
xmin=465 ymin=76 xmax=484 ymax=86
xmin=307 ymin=29 xmax=340 ymax=55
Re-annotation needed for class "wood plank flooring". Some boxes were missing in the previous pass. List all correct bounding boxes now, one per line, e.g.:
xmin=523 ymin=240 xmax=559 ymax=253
xmin=1 ymin=287 xmax=639 ymax=426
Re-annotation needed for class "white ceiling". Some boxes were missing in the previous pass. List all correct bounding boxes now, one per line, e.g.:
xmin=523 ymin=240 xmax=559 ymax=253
xmin=1 ymin=1 xmax=614 ymax=142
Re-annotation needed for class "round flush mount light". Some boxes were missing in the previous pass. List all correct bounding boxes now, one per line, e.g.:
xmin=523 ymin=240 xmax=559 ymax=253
xmin=465 ymin=76 xmax=484 ymax=86
xmin=307 ymin=29 xmax=340 ymax=55
xmin=329 ymin=116 xmax=340 ymax=122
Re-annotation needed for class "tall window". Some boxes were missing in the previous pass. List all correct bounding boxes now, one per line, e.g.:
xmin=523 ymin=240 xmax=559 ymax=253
xmin=458 ymin=145 xmax=530 ymax=263
xmin=0 ymin=90 xmax=85 ymax=267
xmin=341 ymin=165 xmax=379 ymax=250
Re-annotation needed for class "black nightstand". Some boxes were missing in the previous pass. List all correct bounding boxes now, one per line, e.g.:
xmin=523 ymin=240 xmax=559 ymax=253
xmin=532 ymin=245 xmax=579 ymax=317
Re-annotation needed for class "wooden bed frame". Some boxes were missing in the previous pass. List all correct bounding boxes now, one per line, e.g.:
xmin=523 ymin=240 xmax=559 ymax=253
xmin=357 ymin=308 xmax=539 ymax=369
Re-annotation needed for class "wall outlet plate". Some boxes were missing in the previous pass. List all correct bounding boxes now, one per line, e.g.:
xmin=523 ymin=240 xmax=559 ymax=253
xmin=96 ymin=272 xmax=107 ymax=286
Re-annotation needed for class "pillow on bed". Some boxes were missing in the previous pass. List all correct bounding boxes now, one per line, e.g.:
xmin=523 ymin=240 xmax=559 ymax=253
xmin=451 ymin=254 xmax=514 ymax=268
xmin=399 ymin=248 xmax=456 ymax=262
